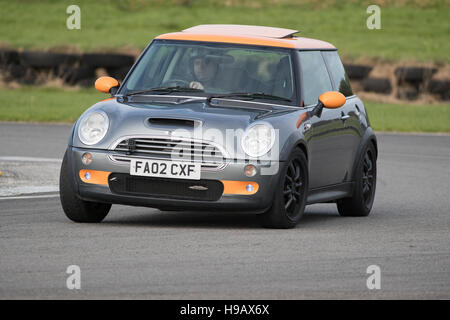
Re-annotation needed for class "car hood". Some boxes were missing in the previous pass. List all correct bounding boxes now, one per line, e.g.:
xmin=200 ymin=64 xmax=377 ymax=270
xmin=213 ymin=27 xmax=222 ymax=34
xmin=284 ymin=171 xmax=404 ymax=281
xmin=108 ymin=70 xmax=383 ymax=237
xmin=72 ymin=97 xmax=304 ymax=159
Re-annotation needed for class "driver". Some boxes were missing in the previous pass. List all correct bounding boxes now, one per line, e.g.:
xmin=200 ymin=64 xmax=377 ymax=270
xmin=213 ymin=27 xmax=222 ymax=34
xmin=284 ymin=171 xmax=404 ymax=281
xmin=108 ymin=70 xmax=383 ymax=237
xmin=189 ymin=54 xmax=220 ymax=90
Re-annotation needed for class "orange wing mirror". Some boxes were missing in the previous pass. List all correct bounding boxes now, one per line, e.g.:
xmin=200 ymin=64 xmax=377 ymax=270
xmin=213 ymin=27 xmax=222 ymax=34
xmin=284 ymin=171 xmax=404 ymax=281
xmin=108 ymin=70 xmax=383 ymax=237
xmin=95 ymin=76 xmax=119 ymax=94
xmin=318 ymin=91 xmax=346 ymax=109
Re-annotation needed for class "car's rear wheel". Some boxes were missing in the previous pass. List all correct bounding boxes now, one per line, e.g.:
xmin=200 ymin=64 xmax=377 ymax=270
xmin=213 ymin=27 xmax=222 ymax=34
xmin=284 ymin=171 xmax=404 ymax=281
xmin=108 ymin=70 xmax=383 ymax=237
xmin=59 ymin=151 xmax=111 ymax=223
xmin=337 ymin=143 xmax=377 ymax=217
xmin=261 ymin=148 xmax=308 ymax=229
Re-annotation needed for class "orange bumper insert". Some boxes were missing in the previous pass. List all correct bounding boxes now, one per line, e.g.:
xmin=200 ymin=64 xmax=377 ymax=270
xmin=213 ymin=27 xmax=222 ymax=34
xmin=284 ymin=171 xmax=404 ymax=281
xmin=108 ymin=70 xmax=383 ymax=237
xmin=79 ymin=170 xmax=111 ymax=186
xmin=221 ymin=180 xmax=259 ymax=195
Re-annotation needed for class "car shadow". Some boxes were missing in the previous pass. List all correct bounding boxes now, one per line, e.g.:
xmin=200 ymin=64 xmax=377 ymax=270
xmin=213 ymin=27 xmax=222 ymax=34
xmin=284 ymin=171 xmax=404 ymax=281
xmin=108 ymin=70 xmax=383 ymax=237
xmin=103 ymin=210 xmax=261 ymax=229
xmin=101 ymin=207 xmax=341 ymax=230
xmin=301 ymin=211 xmax=341 ymax=226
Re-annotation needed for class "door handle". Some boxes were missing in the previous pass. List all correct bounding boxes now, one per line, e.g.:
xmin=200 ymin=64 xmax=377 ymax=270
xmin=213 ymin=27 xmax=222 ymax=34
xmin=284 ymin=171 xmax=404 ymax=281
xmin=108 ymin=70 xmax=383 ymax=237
xmin=355 ymin=104 xmax=361 ymax=117
xmin=340 ymin=114 xmax=350 ymax=121
xmin=303 ymin=122 xmax=312 ymax=132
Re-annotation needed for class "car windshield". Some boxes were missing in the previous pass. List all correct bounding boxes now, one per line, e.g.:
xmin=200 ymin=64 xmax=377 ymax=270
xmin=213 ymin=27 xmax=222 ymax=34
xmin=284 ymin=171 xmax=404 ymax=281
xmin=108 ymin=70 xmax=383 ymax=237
xmin=121 ymin=40 xmax=297 ymax=104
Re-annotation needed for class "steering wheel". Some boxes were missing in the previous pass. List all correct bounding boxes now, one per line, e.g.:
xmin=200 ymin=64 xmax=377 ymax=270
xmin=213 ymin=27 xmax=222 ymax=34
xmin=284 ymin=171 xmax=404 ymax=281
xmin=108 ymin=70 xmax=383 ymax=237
xmin=161 ymin=79 xmax=190 ymax=87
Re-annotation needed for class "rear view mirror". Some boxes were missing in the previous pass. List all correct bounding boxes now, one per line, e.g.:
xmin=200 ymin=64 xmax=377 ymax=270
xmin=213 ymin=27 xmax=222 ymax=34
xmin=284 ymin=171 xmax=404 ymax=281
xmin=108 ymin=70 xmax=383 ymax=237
xmin=95 ymin=76 xmax=119 ymax=95
xmin=318 ymin=91 xmax=346 ymax=109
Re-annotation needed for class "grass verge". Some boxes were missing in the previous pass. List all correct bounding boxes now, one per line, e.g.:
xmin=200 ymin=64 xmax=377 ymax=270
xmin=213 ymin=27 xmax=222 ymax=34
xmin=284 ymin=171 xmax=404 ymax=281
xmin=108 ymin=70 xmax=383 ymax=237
xmin=0 ymin=87 xmax=104 ymax=123
xmin=365 ymin=102 xmax=450 ymax=133
xmin=0 ymin=87 xmax=449 ymax=132
xmin=0 ymin=0 xmax=449 ymax=62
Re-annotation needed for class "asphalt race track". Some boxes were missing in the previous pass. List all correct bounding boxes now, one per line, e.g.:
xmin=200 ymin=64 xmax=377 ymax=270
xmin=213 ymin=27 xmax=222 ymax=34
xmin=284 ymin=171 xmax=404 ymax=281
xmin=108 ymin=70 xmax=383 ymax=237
xmin=0 ymin=122 xmax=449 ymax=299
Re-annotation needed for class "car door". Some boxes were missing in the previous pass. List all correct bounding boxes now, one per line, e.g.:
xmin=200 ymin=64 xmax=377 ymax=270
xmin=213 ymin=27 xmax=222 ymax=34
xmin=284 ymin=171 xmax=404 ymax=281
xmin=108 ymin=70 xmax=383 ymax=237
xmin=298 ymin=51 xmax=350 ymax=189
xmin=322 ymin=51 xmax=363 ymax=180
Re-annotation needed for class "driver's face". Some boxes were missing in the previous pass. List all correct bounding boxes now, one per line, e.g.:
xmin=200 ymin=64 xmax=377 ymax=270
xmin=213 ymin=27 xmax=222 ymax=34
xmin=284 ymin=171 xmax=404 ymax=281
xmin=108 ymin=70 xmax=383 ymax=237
xmin=193 ymin=57 xmax=217 ymax=81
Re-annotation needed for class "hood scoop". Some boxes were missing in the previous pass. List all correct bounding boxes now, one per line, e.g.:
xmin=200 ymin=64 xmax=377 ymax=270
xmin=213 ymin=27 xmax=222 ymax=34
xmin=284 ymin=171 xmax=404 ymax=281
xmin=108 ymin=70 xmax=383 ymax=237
xmin=147 ymin=117 xmax=200 ymax=128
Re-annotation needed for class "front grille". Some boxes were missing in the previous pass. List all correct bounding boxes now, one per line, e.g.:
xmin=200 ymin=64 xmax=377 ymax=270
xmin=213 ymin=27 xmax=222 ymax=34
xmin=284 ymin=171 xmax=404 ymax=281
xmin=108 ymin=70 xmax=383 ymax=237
xmin=108 ymin=173 xmax=224 ymax=201
xmin=109 ymin=136 xmax=228 ymax=170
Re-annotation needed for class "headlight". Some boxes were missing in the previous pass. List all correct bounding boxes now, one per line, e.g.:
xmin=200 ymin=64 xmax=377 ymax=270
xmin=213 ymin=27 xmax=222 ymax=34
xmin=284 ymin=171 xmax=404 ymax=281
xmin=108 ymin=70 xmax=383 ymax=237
xmin=78 ymin=111 xmax=109 ymax=145
xmin=241 ymin=123 xmax=275 ymax=157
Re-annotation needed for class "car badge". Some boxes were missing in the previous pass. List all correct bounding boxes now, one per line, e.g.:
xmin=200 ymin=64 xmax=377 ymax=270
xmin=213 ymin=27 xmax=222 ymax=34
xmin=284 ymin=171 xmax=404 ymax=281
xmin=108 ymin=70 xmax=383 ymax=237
xmin=188 ymin=185 xmax=208 ymax=191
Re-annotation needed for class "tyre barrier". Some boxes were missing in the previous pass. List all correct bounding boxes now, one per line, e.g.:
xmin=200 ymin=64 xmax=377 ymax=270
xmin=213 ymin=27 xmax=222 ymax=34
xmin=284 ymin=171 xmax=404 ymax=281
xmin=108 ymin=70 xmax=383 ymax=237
xmin=20 ymin=51 xmax=80 ymax=68
xmin=394 ymin=66 xmax=438 ymax=82
xmin=107 ymin=66 xmax=132 ymax=81
xmin=81 ymin=53 xmax=134 ymax=68
xmin=397 ymin=86 xmax=419 ymax=100
xmin=0 ymin=49 xmax=20 ymax=65
xmin=0 ymin=50 xmax=449 ymax=100
xmin=0 ymin=50 xmax=135 ymax=86
xmin=361 ymin=78 xmax=392 ymax=94
xmin=428 ymin=79 xmax=450 ymax=100
xmin=343 ymin=64 xmax=372 ymax=79
xmin=56 ymin=65 xmax=96 ymax=85
xmin=7 ymin=64 xmax=27 ymax=79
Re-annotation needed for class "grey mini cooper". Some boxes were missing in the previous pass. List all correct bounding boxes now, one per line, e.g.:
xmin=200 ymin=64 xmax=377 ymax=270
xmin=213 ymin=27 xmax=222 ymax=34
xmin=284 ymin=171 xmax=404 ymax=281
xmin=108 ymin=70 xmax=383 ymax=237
xmin=60 ymin=25 xmax=377 ymax=228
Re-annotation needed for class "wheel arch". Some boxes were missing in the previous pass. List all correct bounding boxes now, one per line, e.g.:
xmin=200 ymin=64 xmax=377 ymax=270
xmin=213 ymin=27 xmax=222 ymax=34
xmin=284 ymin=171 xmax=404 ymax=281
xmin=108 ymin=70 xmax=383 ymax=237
xmin=68 ymin=123 xmax=76 ymax=146
xmin=294 ymin=141 xmax=308 ymax=160
xmin=279 ymin=130 xmax=309 ymax=162
xmin=369 ymin=136 xmax=378 ymax=159
xmin=351 ymin=128 xmax=377 ymax=181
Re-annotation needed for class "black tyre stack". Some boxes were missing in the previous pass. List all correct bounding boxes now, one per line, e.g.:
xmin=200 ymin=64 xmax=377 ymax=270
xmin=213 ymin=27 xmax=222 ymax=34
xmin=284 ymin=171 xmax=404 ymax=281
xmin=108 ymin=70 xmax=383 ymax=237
xmin=344 ymin=63 xmax=392 ymax=94
xmin=0 ymin=49 xmax=135 ymax=87
xmin=428 ymin=79 xmax=450 ymax=100
xmin=0 ymin=49 xmax=25 ymax=83
xmin=78 ymin=53 xmax=135 ymax=86
xmin=394 ymin=66 xmax=437 ymax=100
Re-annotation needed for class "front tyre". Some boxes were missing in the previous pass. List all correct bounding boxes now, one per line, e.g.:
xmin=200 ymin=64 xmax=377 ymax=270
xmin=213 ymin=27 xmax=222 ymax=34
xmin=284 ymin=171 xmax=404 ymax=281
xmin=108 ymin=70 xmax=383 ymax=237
xmin=337 ymin=143 xmax=377 ymax=217
xmin=261 ymin=148 xmax=308 ymax=229
xmin=59 ymin=150 xmax=111 ymax=223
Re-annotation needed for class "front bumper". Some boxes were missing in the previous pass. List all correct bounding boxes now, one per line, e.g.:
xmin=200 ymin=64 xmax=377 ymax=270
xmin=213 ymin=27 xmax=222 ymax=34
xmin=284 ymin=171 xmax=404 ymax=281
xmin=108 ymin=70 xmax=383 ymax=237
xmin=69 ymin=147 xmax=282 ymax=213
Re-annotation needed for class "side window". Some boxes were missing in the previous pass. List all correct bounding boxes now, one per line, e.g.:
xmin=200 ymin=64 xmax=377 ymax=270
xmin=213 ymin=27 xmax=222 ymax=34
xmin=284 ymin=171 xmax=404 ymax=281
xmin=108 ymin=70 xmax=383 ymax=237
xmin=298 ymin=51 xmax=332 ymax=106
xmin=322 ymin=51 xmax=353 ymax=97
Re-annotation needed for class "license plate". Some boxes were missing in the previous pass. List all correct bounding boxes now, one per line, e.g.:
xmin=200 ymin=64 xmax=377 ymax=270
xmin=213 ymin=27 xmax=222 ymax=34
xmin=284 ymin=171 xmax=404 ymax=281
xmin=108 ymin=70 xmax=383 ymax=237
xmin=130 ymin=159 xmax=201 ymax=180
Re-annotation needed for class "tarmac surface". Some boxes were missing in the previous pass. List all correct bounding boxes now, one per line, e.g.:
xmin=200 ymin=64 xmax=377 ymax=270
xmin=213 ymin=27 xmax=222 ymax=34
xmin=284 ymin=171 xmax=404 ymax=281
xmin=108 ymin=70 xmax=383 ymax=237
xmin=0 ymin=122 xmax=449 ymax=299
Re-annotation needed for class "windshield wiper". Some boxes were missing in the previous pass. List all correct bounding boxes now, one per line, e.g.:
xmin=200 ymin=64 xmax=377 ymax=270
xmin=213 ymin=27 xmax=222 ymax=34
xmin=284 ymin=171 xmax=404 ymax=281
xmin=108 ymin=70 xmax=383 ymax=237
xmin=207 ymin=92 xmax=292 ymax=103
xmin=124 ymin=86 xmax=204 ymax=97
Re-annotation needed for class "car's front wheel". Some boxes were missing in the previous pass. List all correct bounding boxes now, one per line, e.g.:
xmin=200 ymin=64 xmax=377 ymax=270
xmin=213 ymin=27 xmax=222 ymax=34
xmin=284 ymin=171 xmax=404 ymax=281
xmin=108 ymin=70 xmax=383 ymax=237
xmin=59 ymin=151 xmax=111 ymax=223
xmin=261 ymin=148 xmax=308 ymax=229
xmin=336 ymin=142 xmax=377 ymax=217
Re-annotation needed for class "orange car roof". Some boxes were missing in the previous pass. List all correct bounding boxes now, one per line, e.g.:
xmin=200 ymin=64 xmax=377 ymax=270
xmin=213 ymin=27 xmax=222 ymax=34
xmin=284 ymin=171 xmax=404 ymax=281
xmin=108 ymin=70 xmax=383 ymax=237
xmin=156 ymin=24 xmax=336 ymax=50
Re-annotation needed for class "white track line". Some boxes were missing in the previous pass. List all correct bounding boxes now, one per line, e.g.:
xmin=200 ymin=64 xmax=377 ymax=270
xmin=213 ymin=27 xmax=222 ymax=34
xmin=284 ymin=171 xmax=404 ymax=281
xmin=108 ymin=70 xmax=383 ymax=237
xmin=0 ymin=157 xmax=61 ymax=199
xmin=0 ymin=193 xmax=60 ymax=201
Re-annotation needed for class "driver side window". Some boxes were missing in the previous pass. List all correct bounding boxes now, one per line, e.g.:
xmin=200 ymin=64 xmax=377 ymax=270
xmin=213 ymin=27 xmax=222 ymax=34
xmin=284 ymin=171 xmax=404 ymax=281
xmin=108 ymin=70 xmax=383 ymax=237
xmin=298 ymin=51 xmax=332 ymax=106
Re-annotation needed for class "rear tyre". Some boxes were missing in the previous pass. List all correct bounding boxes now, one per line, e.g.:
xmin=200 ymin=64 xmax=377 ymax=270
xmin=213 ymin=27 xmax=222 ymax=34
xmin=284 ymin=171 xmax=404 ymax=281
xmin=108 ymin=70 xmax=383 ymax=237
xmin=59 ymin=151 xmax=111 ymax=223
xmin=261 ymin=148 xmax=308 ymax=229
xmin=337 ymin=143 xmax=377 ymax=217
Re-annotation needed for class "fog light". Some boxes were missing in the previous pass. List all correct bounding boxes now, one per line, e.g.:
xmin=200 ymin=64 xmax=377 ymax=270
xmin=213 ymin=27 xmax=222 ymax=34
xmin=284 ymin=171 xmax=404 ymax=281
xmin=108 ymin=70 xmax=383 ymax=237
xmin=84 ymin=172 xmax=91 ymax=180
xmin=81 ymin=152 xmax=93 ymax=165
xmin=244 ymin=164 xmax=257 ymax=177
xmin=246 ymin=184 xmax=254 ymax=192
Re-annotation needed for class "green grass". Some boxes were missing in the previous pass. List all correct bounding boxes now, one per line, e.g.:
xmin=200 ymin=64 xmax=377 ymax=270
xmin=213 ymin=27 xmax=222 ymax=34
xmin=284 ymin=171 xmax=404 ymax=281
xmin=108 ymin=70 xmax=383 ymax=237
xmin=0 ymin=0 xmax=449 ymax=62
xmin=365 ymin=102 xmax=450 ymax=133
xmin=0 ymin=87 xmax=104 ymax=123
xmin=1 ymin=87 xmax=449 ymax=132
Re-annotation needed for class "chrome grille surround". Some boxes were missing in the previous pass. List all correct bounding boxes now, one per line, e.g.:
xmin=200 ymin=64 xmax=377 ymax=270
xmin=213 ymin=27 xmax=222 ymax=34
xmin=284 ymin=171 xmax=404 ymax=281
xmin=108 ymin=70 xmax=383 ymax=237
xmin=108 ymin=135 xmax=230 ymax=171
